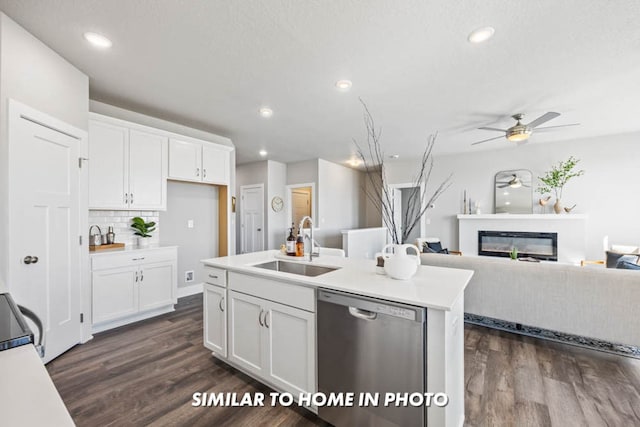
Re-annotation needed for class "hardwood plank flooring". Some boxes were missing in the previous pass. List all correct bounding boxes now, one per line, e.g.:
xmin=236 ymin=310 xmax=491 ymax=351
xmin=47 ymin=295 xmax=640 ymax=426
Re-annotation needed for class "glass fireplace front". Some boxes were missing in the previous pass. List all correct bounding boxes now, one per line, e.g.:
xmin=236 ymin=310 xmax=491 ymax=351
xmin=478 ymin=230 xmax=558 ymax=261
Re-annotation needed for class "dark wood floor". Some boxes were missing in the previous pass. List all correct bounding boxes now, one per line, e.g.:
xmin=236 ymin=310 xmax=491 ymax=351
xmin=47 ymin=295 xmax=640 ymax=427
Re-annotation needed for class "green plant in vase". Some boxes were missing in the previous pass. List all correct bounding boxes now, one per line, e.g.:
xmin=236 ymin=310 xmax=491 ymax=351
xmin=509 ymin=247 xmax=518 ymax=260
xmin=537 ymin=156 xmax=584 ymax=214
xmin=131 ymin=217 xmax=156 ymax=247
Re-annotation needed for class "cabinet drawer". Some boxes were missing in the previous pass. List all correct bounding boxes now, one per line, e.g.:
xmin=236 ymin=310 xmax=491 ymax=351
xmin=204 ymin=266 xmax=227 ymax=287
xmin=91 ymin=248 xmax=177 ymax=271
xmin=229 ymin=272 xmax=315 ymax=312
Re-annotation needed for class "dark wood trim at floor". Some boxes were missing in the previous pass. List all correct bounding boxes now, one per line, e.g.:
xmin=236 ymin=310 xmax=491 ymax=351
xmin=47 ymin=295 xmax=640 ymax=426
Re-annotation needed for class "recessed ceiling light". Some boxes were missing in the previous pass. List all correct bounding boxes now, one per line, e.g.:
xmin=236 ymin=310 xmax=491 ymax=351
xmin=467 ymin=27 xmax=495 ymax=44
xmin=83 ymin=32 xmax=112 ymax=48
xmin=259 ymin=107 xmax=273 ymax=118
xmin=389 ymin=154 xmax=400 ymax=159
xmin=348 ymin=158 xmax=361 ymax=167
xmin=335 ymin=80 xmax=352 ymax=90
xmin=259 ymin=149 xmax=268 ymax=157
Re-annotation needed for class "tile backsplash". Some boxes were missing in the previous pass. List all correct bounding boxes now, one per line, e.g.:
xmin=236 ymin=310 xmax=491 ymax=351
xmin=89 ymin=210 xmax=160 ymax=247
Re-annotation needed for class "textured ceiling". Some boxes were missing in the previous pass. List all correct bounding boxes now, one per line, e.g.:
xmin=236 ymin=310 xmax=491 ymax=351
xmin=1 ymin=0 xmax=639 ymax=165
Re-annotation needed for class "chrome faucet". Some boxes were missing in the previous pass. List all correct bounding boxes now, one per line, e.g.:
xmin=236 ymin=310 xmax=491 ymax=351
xmin=299 ymin=216 xmax=319 ymax=261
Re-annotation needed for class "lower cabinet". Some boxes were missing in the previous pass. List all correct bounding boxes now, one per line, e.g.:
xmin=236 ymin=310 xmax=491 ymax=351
xmin=91 ymin=247 xmax=177 ymax=332
xmin=204 ymin=284 xmax=227 ymax=357
xmin=228 ymin=289 xmax=316 ymax=396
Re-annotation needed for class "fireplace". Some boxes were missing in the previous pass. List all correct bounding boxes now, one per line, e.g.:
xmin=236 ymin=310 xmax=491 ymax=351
xmin=478 ymin=230 xmax=558 ymax=261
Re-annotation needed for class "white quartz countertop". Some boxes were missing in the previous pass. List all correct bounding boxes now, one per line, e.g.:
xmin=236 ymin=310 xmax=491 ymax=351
xmin=202 ymin=251 xmax=473 ymax=311
xmin=0 ymin=345 xmax=75 ymax=426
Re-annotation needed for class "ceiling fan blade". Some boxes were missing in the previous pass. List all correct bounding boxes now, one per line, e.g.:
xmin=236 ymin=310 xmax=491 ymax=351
xmin=471 ymin=135 xmax=504 ymax=145
xmin=478 ymin=126 xmax=507 ymax=132
xmin=534 ymin=123 xmax=580 ymax=132
xmin=527 ymin=112 xmax=560 ymax=128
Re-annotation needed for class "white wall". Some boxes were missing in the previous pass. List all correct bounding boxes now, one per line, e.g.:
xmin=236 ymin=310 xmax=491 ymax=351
xmin=267 ymin=160 xmax=287 ymax=249
xmin=0 ymin=12 xmax=89 ymax=293
xmin=160 ymin=181 xmax=218 ymax=291
xmin=386 ymin=132 xmax=640 ymax=260
xmin=316 ymin=159 xmax=364 ymax=248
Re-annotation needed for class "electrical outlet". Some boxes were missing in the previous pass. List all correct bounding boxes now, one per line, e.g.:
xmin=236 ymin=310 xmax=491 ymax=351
xmin=185 ymin=270 xmax=194 ymax=283
xmin=187 ymin=220 xmax=194 ymax=228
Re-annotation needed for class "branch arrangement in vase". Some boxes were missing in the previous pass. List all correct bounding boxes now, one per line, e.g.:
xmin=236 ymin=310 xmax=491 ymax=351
xmin=536 ymin=156 xmax=584 ymax=213
xmin=354 ymin=99 xmax=452 ymax=244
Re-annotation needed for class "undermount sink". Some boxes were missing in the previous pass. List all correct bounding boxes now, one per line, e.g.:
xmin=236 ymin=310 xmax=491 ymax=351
xmin=253 ymin=260 xmax=339 ymax=277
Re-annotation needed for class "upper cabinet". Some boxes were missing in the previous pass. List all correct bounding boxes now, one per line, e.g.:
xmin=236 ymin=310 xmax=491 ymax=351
xmin=169 ymin=138 xmax=230 ymax=185
xmin=89 ymin=117 xmax=168 ymax=211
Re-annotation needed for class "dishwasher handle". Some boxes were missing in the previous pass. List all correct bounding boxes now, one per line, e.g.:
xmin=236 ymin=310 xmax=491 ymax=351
xmin=349 ymin=307 xmax=377 ymax=321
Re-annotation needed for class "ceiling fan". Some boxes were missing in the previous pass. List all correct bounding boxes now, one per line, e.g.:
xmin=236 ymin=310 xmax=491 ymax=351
xmin=496 ymin=174 xmax=530 ymax=188
xmin=471 ymin=112 xmax=579 ymax=146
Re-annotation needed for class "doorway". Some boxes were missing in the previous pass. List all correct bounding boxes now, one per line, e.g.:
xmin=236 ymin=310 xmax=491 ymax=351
xmin=389 ymin=183 xmax=425 ymax=244
xmin=240 ymin=184 xmax=264 ymax=253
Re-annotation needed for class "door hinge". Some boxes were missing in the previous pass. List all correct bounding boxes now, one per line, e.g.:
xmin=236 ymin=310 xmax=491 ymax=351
xmin=78 ymin=157 xmax=88 ymax=168
xmin=80 ymin=313 xmax=84 ymax=323
xmin=79 ymin=235 xmax=83 ymax=245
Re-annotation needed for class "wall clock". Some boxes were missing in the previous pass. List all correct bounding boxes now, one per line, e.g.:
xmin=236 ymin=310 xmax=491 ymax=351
xmin=271 ymin=196 xmax=284 ymax=212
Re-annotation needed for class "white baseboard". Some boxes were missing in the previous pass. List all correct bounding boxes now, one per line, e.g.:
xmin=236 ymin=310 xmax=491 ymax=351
xmin=177 ymin=282 xmax=203 ymax=298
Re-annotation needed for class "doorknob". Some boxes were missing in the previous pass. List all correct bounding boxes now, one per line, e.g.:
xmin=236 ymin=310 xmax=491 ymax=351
xmin=23 ymin=256 xmax=39 ymax=264
xmin=257 ymin=228 xmax=262 ymax=232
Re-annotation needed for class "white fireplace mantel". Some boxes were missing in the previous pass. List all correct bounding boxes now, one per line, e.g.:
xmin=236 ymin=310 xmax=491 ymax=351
xmin=457 ymin=214 xmax=588 ymax=221
xmin=457 ymin=214 xmax=588 ymax=264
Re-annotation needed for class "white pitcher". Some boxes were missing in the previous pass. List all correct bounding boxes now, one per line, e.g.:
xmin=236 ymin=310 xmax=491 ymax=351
xmin=381 ymin=244 xmax=421 ymax=280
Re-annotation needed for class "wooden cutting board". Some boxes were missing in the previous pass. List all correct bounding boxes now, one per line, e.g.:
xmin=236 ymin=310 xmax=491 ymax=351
xmin=89 ymin=243 xmax=125 ymax=252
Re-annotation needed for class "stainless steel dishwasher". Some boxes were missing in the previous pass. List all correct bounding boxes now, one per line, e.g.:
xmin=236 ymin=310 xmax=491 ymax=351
xmin=317 ymin=289 xmax=427 ymax=427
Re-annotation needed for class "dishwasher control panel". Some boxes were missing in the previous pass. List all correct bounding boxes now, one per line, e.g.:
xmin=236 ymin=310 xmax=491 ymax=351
xmin=374 ymin=304 xmax=416 ymax=321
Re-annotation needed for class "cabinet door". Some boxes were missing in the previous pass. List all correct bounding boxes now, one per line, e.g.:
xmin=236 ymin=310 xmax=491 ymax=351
xmin=204 ymin=284 xmax=227 ymax=357
xmin=88 ymin=120 xmax=128 ymax=209
xmin=129 ymin=130 xmax=168 ymax=210
xmin=138 ymin=262 xmax=176 ymax=312
xmin=228 ymin=291 xmax=267 ymax=377
xmin=265 ymin=301 xmax=316 ymax=395
xmin=202 ymin=144 xmax=229 ymax=185
xmin=168 ymin=138 xmax=202 ymax=182
xmin=92 ymin=266 xmax=138 ymax=324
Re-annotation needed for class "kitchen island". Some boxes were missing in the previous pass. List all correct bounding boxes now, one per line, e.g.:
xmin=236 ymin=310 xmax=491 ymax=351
xmin=201 ymin=250 xmax=473 ymax=427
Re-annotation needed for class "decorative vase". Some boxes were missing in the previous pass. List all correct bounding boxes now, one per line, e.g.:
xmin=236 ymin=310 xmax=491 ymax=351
xmin=137 ymin=237 xmax=150 ymax=248
xmin=381 ymin=244 xmax=421 ymax=280
xmin=553 ymin=198 xmax=563 ymax=214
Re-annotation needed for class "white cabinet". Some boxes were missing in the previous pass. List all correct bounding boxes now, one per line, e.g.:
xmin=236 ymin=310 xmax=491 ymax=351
xmin=204 ymin=266 xmax=228 ymax=358
xmin=227 ymin=281 xmax=316 ymax=396
xmin=88 ymin=117 xmax=168 ymax=211
xmin=169 ymin=138 xmax=229 ymax=185
xmin=91 ymin=247 xmax=177 ymax=332
xmin=204 ymin=284 xmax=227 ymax=358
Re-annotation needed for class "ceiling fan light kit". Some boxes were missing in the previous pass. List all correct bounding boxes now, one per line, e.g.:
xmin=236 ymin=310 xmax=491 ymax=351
xmin=473 ymin=111 xmax=578 ymax=146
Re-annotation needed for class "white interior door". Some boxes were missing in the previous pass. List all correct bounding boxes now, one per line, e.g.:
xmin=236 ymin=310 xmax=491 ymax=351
xmin=9 ymin=101 xmax=83 ymax=363
xmin=240 ymin=185 xmax=264 ymax=253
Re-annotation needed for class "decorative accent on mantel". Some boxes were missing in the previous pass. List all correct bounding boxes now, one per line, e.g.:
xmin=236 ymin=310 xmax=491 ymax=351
xmin=457 ymin=214 xmax=587 ymax=264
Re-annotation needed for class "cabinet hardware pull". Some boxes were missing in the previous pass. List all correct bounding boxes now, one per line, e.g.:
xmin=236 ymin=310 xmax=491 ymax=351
xmin=23 ymin=255 xmax=39 ymax=264
xmin=125 ymin=193 xmax=128 ymax=204
xmin=140 ymin=271 xmax=144 ymax=281
xmin=132 ymin=257 xmax=146 ymax=261
xmin=130 ymin=193 xmax=134 ymax=205
xmin=208 ymin=274 xmax=218 ymax=279
xmin=258 ymin=309 xmax=264 ymax=326
xmin=264 ymin=311 xmax=270 ymax=329
xmin=196 ymin=167 xmax=200 ymax=177
xmin=203 ymin=169 xmax=207 ymax=178
xmin=219 ymin=297 xmax=225 ymax=312
xmin=135 ymin=271 xmax=138 ymax=282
